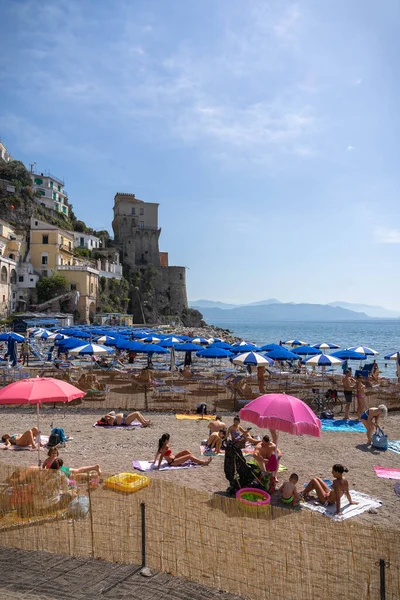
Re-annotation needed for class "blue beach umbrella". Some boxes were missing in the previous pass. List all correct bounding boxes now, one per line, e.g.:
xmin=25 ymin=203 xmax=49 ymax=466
xmin=208 ymin=341 xmax=233 ymax=350
xmin=71 ymin=331 xmax=91 ymax=339
xmin=347 ymin=346 xmax=379 ymax=356
xmin=330 ymin=350 xmax=366 ymax=361
xmin=136 ymin=344 xmax=168 ymax=354
xmin=117 ymin=341 xmax=148 ymax=351
xmin=304 ymin=354 xmax=344 ymax=367
xmin=70 ymin=343 xmax=114 ymax=355
xmin=196 ymin=348 xmax=233 ymax=359
xmin=140 ymin=335 xmax=162 ymax=344
xmin=265 ymin=348 xmax=299 ymax=361
xmin=159 ymin=337 xmax=181 ymax=348
xmin=55 ymin=338 xmax=86 ymax=349
xmin=283 ymin=339 xmax=308 ymax=347
xmin=312 ymin=342 xmax=340 ymax=350
xmin=231 ymin=342 xmax=261 ymax=353
xmin=191 ymin=336 xmax=210 ymax=345
xmin=95 ymin=335 xmax=118 ymax=346
xmin=0 ymin=332 xmax=25 ymax=342
xmin=233 ymin=351 xmax=274 ymax=368
xmin=384 ymin=351 xmax=400 ymax=360
xmin=174 ymin=343 xmax=203 ymax=352
xmin=260 ymin=343 xmax=282 ymax=352
xmin=290 ymin=346 xmax=322 ymax=356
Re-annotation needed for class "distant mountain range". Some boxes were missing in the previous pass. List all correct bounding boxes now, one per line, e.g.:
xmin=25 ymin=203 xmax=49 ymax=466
xmin=189 ymin=298 xmax=400 ymax=322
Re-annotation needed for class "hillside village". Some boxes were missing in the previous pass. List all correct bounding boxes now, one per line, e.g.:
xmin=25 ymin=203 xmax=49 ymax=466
xmin=0 ymin=139 xmax=202 ymax=327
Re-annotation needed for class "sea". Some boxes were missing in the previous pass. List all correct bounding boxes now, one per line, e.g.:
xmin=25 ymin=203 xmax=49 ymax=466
xmin=207 ymin=319 xmax=400 ymax=377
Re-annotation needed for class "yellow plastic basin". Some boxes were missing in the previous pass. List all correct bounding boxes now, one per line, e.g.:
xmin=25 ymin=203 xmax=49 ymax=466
xmin=104 ymin=472 xmax=149 ymax=494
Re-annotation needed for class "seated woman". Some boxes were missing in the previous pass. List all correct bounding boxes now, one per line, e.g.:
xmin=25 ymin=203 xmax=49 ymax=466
xmin=154 ymin=433 xmax=211 ymax=468
xmin=205 ymin=429 xmax=227 ymax=454
xmin=227 ymin=416 xmax=259 ymax=445
xmin=2 ymin=427 xmax=39 ymax=449
xmin=302 ymin=464 xmax=358 ymax=516
xmin=42 ymin=448 xmax=101 ymax=477
xmin=360 ymin=404 xmax=388 ymax=445
xmin=98 ymin=410 xmax=151 ymax=427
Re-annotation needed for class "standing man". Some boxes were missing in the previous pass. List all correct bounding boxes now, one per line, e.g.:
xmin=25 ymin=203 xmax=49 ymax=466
xmin=21 ymin=338 xmax=30 ymax=366
xmin=342 ymin=369 xmax=356 ymax=420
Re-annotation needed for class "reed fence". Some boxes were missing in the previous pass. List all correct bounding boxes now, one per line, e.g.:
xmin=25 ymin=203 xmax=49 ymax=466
xmin=0 ymin=465 xmax=399 ymax=600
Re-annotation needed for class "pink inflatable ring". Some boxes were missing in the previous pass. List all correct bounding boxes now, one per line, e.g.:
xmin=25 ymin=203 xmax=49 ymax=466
xmin=236 ymin=487 xmax=271 ymax=510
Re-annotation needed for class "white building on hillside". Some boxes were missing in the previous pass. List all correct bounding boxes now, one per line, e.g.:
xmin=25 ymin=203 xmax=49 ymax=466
xmin=73 ymin=232 xmax=101 ymax=250
xmin=0 ymin=141 xmax=12 ymax=163
xmin=31 ymin=171 xmax=70 ymax=217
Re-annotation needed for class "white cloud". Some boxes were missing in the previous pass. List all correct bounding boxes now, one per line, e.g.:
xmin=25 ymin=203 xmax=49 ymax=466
xmin=347 ymin=145 xmax=355 ymax=151
xmin=274 ymin=4 xmax=301 ymax=42
xmin=375 ymin=228 xmax=400 ymax=244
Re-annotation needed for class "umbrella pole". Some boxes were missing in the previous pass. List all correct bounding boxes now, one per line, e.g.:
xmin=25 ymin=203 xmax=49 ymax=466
xmin=36 ymin=402 xmax=41 ymax=467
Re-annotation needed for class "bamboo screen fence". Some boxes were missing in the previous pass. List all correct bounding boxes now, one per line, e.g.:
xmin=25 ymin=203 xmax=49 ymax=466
xmin=0 ymin=465 xmax=399 ymax=600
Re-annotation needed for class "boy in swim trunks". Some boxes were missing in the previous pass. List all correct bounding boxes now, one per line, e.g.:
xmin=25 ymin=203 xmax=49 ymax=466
xmin=279 ymin=473 xmax=300 ymax=505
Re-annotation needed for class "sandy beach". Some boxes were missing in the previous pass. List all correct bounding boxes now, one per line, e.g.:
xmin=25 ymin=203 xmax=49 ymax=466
xmin=1 ymin=405 xmax=399 ymax=528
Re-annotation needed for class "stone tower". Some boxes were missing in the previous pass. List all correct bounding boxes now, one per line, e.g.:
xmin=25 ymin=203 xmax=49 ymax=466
xmin=112 ymin=193 xmax=161 ymax=268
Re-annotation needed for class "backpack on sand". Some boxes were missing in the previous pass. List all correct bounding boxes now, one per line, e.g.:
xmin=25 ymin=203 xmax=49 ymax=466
xmin=48 ymin=427 xmax=67 ymax=447
xmin=372 ymin=427 xmax=388 ymax=451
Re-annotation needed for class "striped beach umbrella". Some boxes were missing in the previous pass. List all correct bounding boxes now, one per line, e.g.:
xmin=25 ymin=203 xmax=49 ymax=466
xmin=283 ymin=339 xmax=308 ymax=347
xmin=233 ymin=351 xmax=274 ymax=368
xmin=312 ymin=342 xmax=340 ymax=350
xmin=291 ymin=346 xmax=322 ymax=356
xmin=70 ymin=343 xmax=114 ymax=355
xmin=304 ymin=354 xmax=344 ymax=366
xmin=347 ymin=346 xmax=379 ymax=356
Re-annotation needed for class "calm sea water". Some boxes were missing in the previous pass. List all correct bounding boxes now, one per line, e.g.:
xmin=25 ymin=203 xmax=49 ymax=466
xmin=208 ymin=319 xmax=400 ymax=376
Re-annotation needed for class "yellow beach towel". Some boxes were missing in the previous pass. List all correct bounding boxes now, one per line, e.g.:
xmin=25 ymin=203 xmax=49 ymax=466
xmin=175 ymin=414 xmax=216 ymax=420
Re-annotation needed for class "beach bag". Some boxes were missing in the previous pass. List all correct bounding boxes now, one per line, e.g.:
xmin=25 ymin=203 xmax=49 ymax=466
xmin=48 ymin=427 xmax=66 ymax=447
xmin=320 ymin=410 xmax=334 ymax=420
xmin=372 ymin=427 xmax=388 ymax=450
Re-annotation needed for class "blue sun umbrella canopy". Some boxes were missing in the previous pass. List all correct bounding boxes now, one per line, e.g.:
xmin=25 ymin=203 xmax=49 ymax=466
xmin=384 ymin=351 xmax=400 ymax=360
xmin=233 ymin=351 xmax=274 ymax=367
xmin=265 ymin=348 xmax=299 ymax=361
xmin=70 ymin=343 xmax=114 ymax=355
xmin=55 ymin=337 xmax=87 ymax=349
xmin=312 ymin=342 xmax=340 ymax=350
xmin=174 ymin=343 xmax=204 ymax=352
xmin=139 ymin=335 xmax=162 ymax=344
xmin=231 ymin=343 xmax=261 ymax=353
xmin=95 ymin=335 xmax=118 ymax=345
xmin=70 ymin=331 xmax=91 ymax=339
xmin=260 ymin=343 xmax=282 ymax=352
xmin=117 ymin=341 xmax=148 ymax=351
xmin=304 ymin=354 xmax=344 ymax=367
xmin=190 ymin=336 xmax=210 ymax=345
xmin=290 ymin=346 xmax=322 ymax=356
xmin=283 ymin=339 xmax=308 ymax=347
xmin=330 ymin=350 xmax=366 ymax=361
xmin=134 ymin=344 xmax=168 ymax=354
xmin=159 ymin=337 xmax=182 ymax=348
xmin=208 ymin=341 xmax=233 ymax=350
xmin=0 ymin=332 xmax=25 ymax=342
xmin=347 ymin=346 xmax=379 ymax=356
xmin=196 ymin=348 xmax=233 ymax=359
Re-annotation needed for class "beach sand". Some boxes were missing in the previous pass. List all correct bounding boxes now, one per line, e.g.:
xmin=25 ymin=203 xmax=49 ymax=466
xmin=0 ymin=407 xmax=399 ymax=528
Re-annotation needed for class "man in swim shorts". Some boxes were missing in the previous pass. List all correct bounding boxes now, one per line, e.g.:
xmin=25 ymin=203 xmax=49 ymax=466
xmin=342 ymin=369 xmax=356 ymax=420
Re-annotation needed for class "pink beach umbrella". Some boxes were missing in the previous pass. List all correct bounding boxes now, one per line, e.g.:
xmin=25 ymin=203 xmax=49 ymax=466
xmin=0 ymin=378 xmax=86 ymax=465
xmin=239 ymin=393 xmax=321 ymax=437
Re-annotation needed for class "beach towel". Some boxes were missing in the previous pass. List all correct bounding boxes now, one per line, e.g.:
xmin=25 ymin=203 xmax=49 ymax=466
xmin=301 ymin=490 xmax=382 ymax=521
xmin=388 ymin=440 xmax=400 ymax=455
xmin=321 ymin=419 xmax=365 ymax=433
xmin=374 ymin=466 xmax=400 ymax=480
xmin=93 ymin=422 xmax=142 ymax=430
xmin=175 ymin=414 xmax=216 ymax=420
xmin=0 ymin=435 xmax=49 ymax=451
xmin=132 ymin=459 xmax=199 ymax=472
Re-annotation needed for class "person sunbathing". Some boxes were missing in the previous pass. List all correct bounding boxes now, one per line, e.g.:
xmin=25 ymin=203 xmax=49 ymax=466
xmin=99 ymin=410 xmax=151 ymax=427
xmin=1 ymin=427 xmax=39 ymax=449
xmin=154 ymin=433 xmax=211 ymax=469
xmin=227 ymin=416 xmax=259 ymax=445
xmin=205 ymin=429 xmax=227 ymax=454
xmin=360 ymin=404 xmax=388 ymax=445
xmin=42 ymin=448 xmax=101 ymax=477
xmin=302 ymin=464 xmax=358 ymax=516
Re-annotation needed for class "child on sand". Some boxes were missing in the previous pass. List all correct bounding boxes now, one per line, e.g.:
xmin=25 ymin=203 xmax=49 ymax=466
xmin=279 ymin=473 xmax=300 ymax=505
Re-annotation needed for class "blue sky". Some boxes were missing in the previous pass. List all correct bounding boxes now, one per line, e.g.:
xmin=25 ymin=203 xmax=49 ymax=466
xmin=1 ymin=0 xmax=399 ymax=309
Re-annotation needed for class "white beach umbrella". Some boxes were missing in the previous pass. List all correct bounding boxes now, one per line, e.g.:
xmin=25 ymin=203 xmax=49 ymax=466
xmin=233 ymin=351 xmax=274 ymax=368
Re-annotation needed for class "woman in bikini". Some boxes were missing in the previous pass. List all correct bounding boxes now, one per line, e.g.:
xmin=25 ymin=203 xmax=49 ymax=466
xmin=302 ymin=464 xmax=358 ymax=516
xmin=100 ymin=410 xmax=151 ymax=427
xmin=360 ymin=404 xmax=388 ymax=444
xmin=355 ymin=375 xmax=366 ymax=420
xmin=1 ymin=427 xmax=39 ymax=449
xmin=154 ymin=433 xmax=212 ymax=469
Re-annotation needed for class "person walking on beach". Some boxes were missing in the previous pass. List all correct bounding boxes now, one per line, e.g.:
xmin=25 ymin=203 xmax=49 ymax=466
xmin=21 ymin=338 xmax=30 ymax=366
xmin=355 ymin=375 xmax=366 ymax=420
xmin=342 ymin=369 xmax=356 ymax=420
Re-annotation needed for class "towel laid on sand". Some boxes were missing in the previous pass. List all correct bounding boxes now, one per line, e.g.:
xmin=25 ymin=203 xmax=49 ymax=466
xmin=93 ymin=422 xmax=142 ymax=430
xmin=388 ymin=441 xmax=400 ymax=455
xmin=132 ymin=459 xmax=199 ymax=471
xmin=374 ymin=466 xmax=400 ymax=479
xmin=321 ymin=419 xmax=365 ymax=432
xmin=175 ymin=414 xmax=216 ymax=420
xmin=0 ymin=435 xmax=49 ymax=451
xmin=301 ymin=490 xmax=382 ymax=521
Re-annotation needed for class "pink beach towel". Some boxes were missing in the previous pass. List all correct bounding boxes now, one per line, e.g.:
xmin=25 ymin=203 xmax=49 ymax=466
xmin=132 ymin=459 xmax=199 ymax=472
xmin=374 ymin=466 xmax=400 ymax=480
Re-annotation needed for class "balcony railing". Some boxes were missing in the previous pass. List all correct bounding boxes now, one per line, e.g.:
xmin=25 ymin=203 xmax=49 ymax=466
xmin=33 ymin=171 xmax=65 ymax=186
